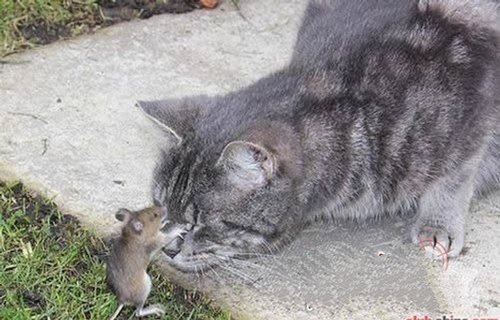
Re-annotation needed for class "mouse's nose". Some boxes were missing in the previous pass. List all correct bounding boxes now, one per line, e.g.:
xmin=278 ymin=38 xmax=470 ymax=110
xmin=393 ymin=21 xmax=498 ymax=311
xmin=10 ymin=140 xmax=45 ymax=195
xmin=163 ymin=248 xmax=181 ymax=259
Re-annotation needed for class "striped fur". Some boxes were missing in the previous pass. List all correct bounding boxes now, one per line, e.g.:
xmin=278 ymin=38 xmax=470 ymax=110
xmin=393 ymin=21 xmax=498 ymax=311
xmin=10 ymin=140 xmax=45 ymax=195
xmin=140 ymin=0 xmax=500 ymax=272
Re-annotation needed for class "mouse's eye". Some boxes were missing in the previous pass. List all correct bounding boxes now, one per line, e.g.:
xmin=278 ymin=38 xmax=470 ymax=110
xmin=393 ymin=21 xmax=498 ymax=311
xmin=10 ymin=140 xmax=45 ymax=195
xmin=154 ymin=213 xmax=158 ymax=218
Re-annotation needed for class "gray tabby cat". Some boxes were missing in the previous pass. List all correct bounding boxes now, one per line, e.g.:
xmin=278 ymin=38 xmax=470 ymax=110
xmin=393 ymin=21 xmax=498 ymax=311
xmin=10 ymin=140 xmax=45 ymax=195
xmin=138 ymin=0 xmax=500 ymax=272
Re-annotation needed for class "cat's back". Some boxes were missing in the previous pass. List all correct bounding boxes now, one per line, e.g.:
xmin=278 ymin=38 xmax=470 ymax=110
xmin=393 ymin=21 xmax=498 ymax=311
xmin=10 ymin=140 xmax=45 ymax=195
xmin=292 ymin=0 xmax=415 ymax=68
xmin=293 ymin=0 xmax=500 ymax=200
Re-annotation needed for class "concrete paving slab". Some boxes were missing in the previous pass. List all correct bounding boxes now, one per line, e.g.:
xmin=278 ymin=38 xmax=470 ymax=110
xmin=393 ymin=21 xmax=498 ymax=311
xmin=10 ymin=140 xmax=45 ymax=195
xmin=1 ymin=1 xmax=499 ymax=319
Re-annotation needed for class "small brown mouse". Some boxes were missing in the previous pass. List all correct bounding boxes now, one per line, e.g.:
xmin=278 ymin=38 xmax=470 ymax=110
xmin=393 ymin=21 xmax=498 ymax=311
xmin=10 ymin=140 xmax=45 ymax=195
xmin=106 ymin=206 xmax=184 ymax=320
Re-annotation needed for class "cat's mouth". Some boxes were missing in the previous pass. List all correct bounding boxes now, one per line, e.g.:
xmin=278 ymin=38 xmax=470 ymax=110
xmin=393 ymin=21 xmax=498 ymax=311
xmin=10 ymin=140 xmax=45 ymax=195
xmin=161 ymin=226 xmax=271 ymax=273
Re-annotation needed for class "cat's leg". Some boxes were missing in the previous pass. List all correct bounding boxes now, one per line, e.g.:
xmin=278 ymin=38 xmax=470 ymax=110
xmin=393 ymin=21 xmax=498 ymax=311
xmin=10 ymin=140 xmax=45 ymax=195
xmin=411 ymin=165 xmax=477 ymax=258
xmin=474 ymin=128 xmax=500 ymax=196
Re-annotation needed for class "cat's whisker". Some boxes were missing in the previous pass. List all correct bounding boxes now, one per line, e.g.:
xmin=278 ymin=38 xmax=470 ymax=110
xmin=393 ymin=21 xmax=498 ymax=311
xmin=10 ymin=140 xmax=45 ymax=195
xmin=227 ymin=257 xmax=270 ymax=269
xmin=257 ymin=241 xmax=280 ymax=264
xmin=233 ymin=252 xmax=275 ymax=258
xmin=226 ymin=258 xmax=294 ymax=283
xmin=194 ymin=265 xmax=200 ymax=281
xmin=212 ymin=255 xmax=257 ymax=283
xmin=217 ymin=263 xmax=256 ymax=283
xmin=200 ymin=262 xmax=206 ymax=278
xmin=205 ymin=260 xmax=221 ymax=281
xmin=261 ymin=239 xmax=276 ymax=255
xmin=221 ymin=254 xmax=274 ymax=275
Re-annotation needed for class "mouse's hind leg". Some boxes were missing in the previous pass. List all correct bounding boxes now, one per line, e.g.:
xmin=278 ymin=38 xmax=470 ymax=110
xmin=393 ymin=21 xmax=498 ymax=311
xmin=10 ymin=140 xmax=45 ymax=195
xmin=135 ymin=304 xmax=165 ymax=317
xmin=132 ymin=273 xmax=165 ymax=317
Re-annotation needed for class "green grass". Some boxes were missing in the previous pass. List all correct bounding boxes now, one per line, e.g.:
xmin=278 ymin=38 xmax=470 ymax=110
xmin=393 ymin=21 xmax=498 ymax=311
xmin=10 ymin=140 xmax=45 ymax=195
xmin=0 ymin=0 xmax=100 ymax=57
xmin=0 ymin=181 xmax=232 ymax=320
xmin=0 ymin=1 xmax=241 ymax=58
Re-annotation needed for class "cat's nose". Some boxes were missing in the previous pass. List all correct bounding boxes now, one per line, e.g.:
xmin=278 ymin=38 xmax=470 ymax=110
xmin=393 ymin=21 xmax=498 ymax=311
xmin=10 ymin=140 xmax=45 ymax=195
xmin=163 ymin=248 xmax=181 ymax=259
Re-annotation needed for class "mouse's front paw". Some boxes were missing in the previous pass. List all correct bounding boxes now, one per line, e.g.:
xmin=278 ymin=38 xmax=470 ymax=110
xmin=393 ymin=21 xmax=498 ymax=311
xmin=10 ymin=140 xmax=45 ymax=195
xmin=162 ymin=223 xmax=187 ymax=241
xmin=161 ymin=224 xmax=187 ymax=258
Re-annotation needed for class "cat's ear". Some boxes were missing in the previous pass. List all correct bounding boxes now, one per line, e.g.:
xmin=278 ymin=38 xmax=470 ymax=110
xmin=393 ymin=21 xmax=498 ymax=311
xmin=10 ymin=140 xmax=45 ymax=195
xmin=217 ymin=141 xmax=276 ymax=190
xmin=136 ymin=96 xmax=209 ymax=143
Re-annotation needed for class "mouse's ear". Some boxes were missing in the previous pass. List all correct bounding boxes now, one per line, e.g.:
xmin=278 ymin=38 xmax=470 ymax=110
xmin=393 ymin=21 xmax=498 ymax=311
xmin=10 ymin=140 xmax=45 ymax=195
xmin=115 ymin=208 xmax=132 ymax=222
xmin=131 ymin=220 xmax=144 ymax=233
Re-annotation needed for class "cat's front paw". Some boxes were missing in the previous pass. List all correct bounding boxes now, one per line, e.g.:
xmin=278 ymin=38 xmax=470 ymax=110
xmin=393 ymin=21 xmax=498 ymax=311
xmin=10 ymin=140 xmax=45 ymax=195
xmin=411 ymin=224 xmax=464 ymax=258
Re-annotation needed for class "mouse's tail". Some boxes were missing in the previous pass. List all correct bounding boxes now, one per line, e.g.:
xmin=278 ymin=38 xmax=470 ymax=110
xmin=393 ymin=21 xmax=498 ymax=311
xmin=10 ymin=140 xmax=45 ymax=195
xmin=109 ymin=303 xmax=124 ymax=320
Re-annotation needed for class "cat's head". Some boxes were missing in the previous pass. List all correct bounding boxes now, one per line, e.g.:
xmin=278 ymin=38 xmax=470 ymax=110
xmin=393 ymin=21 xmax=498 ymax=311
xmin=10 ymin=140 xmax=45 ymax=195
xmin=138 ymin=96 xmax=303 ymax=272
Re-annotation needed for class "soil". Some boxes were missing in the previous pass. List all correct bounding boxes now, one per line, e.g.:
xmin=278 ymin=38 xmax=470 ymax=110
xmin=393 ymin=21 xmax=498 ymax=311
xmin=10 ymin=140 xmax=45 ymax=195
xmin=99 ymin=0 xmax=201 ymax=20
xmin=21 ymin=290 xmax=46 ymax=309
xmin=19 ymin=0 xmax=208 ymax=47
xmin=7 ymin=182 xmax=54 ymax=223
xmin=170 ymin=285 xmax=205 ymax=307
xmin=20 ymin=23 xmax=72 ymax=45
xmin=0 ymin=182 xmax=106 ymax=263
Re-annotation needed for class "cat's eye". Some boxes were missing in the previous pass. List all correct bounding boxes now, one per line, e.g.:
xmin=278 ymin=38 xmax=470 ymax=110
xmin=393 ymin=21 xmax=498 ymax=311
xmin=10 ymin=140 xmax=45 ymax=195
xmin=192 ymin=203 xmax=200 ymax=224
xmin=221 ymin=220 xmax=241 ymax=230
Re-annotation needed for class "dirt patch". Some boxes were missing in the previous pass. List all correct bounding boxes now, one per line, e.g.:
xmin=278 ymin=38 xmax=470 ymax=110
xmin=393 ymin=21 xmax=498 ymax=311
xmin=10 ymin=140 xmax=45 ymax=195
xmin=6 ymin=182 xmax=54 ymax=223
xmin=3 ymin=0 xmax=216 ymax=57
xmin=21 ymin=290 xmax=46 ymax=309
xmin=170 ymin=285 xmax=206 ymax=307
xmin=0 ymin=181 xmax=107 ymax=260
xmin=99 ymin=0 xmax=201 ymax=20
xmin=20 ymin=23 xmax=72 ymax=45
